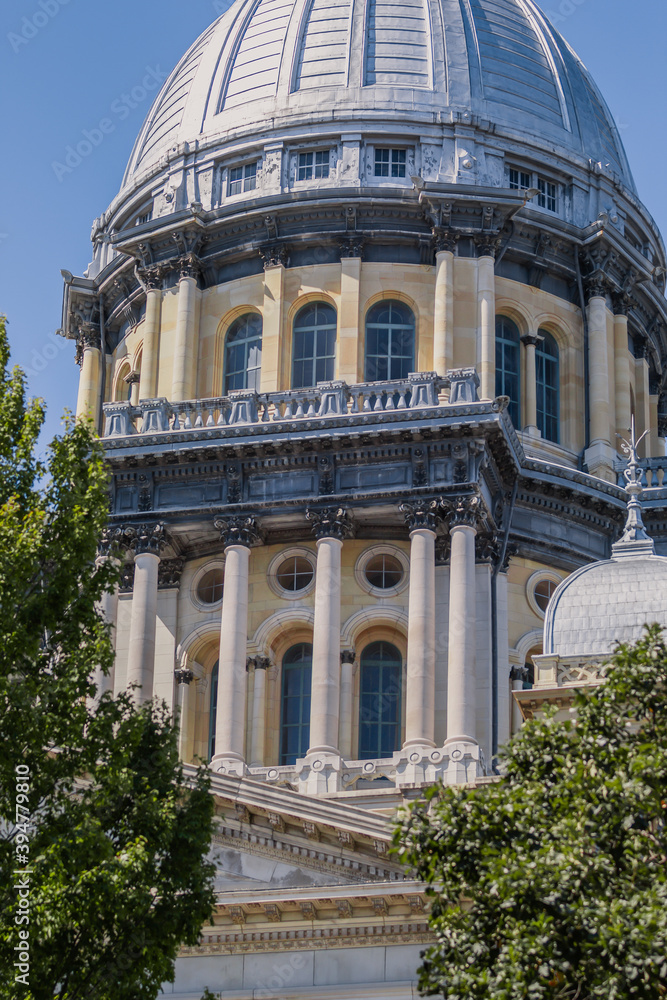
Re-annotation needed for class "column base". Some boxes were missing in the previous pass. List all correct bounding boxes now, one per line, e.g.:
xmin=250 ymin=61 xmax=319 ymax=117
xmin=295 ymin=751 xmax=344 ymax=795
xmin=393 ymin=742 xmax=482 ymax=788
xmin=584 ymin=441 xmax=616 ymax=483
xmin=210 ymin=753 xmax=247 ymax=778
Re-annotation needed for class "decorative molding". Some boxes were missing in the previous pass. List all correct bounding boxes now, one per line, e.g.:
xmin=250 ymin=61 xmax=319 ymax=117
xmin=339 ymin=237 xmax=364 ymax=259
xmin=214 ymin=515 xmax=263 ymax=549
xmin=119 ymin=561 xmax=135 ymax=594
xmin=259 ymin=243 xmax=288 ymax=269
xmin=124 ymin=521 xmax=167 ymax=557
xmin=442 ymin=494 xmax=482 ymax=531
xmin=341 ymin=649 xmax=356 ymax=665
xmin=306 ymin=507 xmax=354 ymax=541
xmin=432 ymin=227 xmax=459 ymax=254
xmin=182 ymin=923 xmax=433 ymax=956
xmin=174 ymin=666 xmax=194 ymax=686
xmin=399 ymin=499 xmax=440 ymax=533
xmin=158 ymin=558 xmax=184 ymax=590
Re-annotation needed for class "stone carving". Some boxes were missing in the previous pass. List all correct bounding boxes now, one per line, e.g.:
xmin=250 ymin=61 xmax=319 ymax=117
xmin=174 ymin=666 xmax=194 ymax=686
xmin=432 ymin=228 xmax=459 ymax=254
xmin=318 ymin=455 xmax=335 ymax=495
xmin=119 ymin=561 xmax=135 ymax=593
xmin=74 ymin=321 xmax=101 ymax=366
xmin=299 ymin=901 xmax=317 ymax=920
xmin=412 ymin=448 xmax=428 ymax=487
xmin=303 ymin=821 xmax=320 ymax=842
xmin=158 ymin=558 xmax=184 ymax=590
xmin=446 ymin=368 xmax=480 ymax=404
xmin=338 ymin=237 xmax=364 ymax=259
xmin=336 ymin=899 xmax=353 ymax=918
xmin=214 ymin=515 xmax=263 ymax=549
xmin=306 ymin=507 xmax=354 ymax=541
xmin=340 ymin=649 xmax=356 ymax=666
xmin=124 ymin=522 xmax=167 ymax=557
xmin=400 ymin=499 xmax=440 ymax=533
xmin=443 ymin=494 xmax=482 ymax=530
xmin=267 ymin=812 xmax=286 ymax=834
xmin=137 ymin=474 xmax=153 ymax=513
xmin=136 ymin=262 xmax=164 ymax=291
xmin=264 ymin=904 xmax=281 ymax=923
xmin=259 ymin=244 xmax=288 ymax=268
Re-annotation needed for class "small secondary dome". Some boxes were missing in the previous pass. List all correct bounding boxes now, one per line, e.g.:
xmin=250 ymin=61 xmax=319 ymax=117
xmin=123 ymin=0 xmax=634 ymax=191
xmin=544 ymin=434 xmax=667 ymax=657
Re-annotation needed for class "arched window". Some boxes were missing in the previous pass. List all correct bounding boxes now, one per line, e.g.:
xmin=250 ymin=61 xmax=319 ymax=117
xmin=208 ymin=661 xmax=219 ymax=762
xmin=365 ymin=300 xmax=415 ymax=382
xmin=224 ymin=313 xmax=263 ymax=393
xmin=496 ymin=317 xmax=521 ymax=427
xmin=280 ymin=643 xmax=312 ymax=765
xmin=292 ymin=303 xmax=337 ymax=388
xmin=358 ymin=641 xmax=402 ymax=760
xmin=536 ymin=330 xmax=559 ymax=443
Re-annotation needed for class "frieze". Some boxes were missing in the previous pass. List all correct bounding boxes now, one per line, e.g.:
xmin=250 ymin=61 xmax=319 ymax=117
xmin=182 ymin=923 xmax=433 ymax=956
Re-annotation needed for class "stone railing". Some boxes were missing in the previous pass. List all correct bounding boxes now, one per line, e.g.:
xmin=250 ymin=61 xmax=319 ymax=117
xmin=533 ymin=653 xmax=609 ymax=689
xmin=103 ymin=369 xmax=482 ymax=438
xmin=614 ymin=456 xmax=667 ymax=489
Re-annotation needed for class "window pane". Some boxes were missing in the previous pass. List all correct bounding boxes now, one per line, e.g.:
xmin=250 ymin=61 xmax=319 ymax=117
xmin=224 ymin=314 xmax=263 ymax=394
xmin=208 ymin=662 xmax=219 ymax=761
xmin=536 ymin=330 xmax=559 ymax=442
xmin=365 ymin=301 xmax=415 ymax=382
xmin=495 ymin=317 xmax=521 ymax=428
xmin=280 ymin=645 xmax=313 ymax=765
xmin=292 ymin=304 xmax=337 ymax=388
xmin=358 ymin=642 xmax=402 ymax=760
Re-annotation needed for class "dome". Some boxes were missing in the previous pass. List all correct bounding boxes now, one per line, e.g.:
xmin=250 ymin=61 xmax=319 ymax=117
xmin=122 ymin=0 xmax=634 ymax=192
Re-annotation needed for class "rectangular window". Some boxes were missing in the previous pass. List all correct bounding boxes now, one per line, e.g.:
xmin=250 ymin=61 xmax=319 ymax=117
xmin=375 ymin=148 xmax=406 ymax=178
xmin=509 ymin=167 xmax=531 ymax=191
xmin=537 ymin=176 xmax=558 ymax=212
xmin=228 ymin=162 xmax=258 ymax=196
xmin=135 ymin=208 xmax=152 ymax=226
xmin=298 ymin=150 xmax=330 ymax=181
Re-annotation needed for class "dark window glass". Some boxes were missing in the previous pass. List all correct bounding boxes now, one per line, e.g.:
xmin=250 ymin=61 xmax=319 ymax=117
xmin=495 ymin=316 xmax=521 ymax=428
xmin=224 ymin=313 xmax=263 ymax=393
xmin=509 ymin=167 xmax=531 ymax=190
xmin=298 ymin=150 xmax=329 ymax=180
xmin=276 ymin=556 xmax=314 ymax=592
xmin=208 ymin=661 xmax=219 ymax=761
xmin=534 ymin=578 xmax=558 ymax=613
xmin=374 ymin=148 xmax=406 ymax=178
xmin=292 ymin=303 xmax=337 ymax=388
xmin=536 ymin=330 xmax=559 ymax=443
xmin=359 ymin=642 xmax=402 ymax=760
xmin=365 ymin=554 xmax=404 ymax=589
xmin=537 ymin=176 xmax=557 ymax=212
xmin=197 ymin=568 xmax=224 ymax=605
xmin=280 ymin=644 xmax=312 ymax=765
xmin=365 ymin=300 xmax=415 ymax=382
xmin=228 ymin=162 xmax=257 ymax=196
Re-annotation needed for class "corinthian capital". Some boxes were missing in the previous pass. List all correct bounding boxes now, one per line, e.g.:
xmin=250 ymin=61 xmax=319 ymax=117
xmin=399 ymin=500 xmax=440 ymax=533
xmin=306 ymin=507 xmax=354 ymax=541
xmin=124 ymin=522 xmax=167 ymax=557
xmin=136 ymin=263 xmax=164 ymax=291
xmin=214 ymin=515 xmax=263 ymax=549
xmin=442 ymin=494 xmax=482 ymax=531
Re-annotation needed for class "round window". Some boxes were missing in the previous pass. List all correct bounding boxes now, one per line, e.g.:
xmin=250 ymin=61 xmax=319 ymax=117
xmin=534 ymin=578 xmax=558 ymax=613
xmin=365 ymin=554 xmax=404 ymax=590
xmin=197 ymin=568 xmax=224 ymax=605
xmin=276 ymin=556 xmax=314 ymax=592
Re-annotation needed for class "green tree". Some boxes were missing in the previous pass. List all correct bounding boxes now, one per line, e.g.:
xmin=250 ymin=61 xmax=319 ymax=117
xmin=395 ymin=626 xmax=667 ymax=999
xmin=0 ymin=317 xmax=216 ymax=999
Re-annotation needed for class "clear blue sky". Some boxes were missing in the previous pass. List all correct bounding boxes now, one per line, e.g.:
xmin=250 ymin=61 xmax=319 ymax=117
xmin=1 ymin=0 xmax=665 ymax=447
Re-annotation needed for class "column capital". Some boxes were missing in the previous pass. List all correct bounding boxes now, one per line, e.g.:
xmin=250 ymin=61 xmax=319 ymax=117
xmin=214 ymin=515 xmax=264 ymax=549
xmin=176 ymin=252 xmax=202 ymax=281
xmin=341 ymin=648 xmax=356 ymax=665
xmin=474 ymin=233 xmax=502 ymax=259
xmin=247 ymin=655 xmax=271 ymax=671
xmin=339 ymin=237 xmax=364 ymax=259
xmin=442 ymin=494 xmax=482 ymax=531
xmin=259 ymin=243 xmax=288 ymax=269
xmin=123 ymin=370 xmax=141 ymax=387
xmin=399 ymin=500 xmax=440 ymax=533
xmin=136 ymin=262 xmax=164 ymax=291
xmin=520 ymin=333 xmax=542 ymax=348
xmin=432 ymin=228 xmax=459 ymax=254
xmin=124 ymin=522 xmax=167 ymax=557
xmin=158 ymin=558 xmax=184 ymax=590
xmin=175 ymin=666 xmax=194 ymax=686
xmin=74 ymin=321 xmax=101 ymax=366
xmin=306 ymin=506 xmax=354 ymax=541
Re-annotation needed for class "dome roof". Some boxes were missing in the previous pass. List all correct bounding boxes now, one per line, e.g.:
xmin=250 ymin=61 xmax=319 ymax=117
xmin=122 ymin=0 xmax=634 ymax=192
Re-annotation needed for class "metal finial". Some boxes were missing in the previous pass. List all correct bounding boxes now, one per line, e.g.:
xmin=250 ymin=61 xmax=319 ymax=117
xmin=614 ymin=416 xmax=653 ymax=552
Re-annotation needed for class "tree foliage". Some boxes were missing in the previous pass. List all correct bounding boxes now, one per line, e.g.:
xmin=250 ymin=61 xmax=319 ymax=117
xmin=395 ymin=626 xmax=667 ymax=1000
xmin=0 ymin=317 xmax=216 ymax=999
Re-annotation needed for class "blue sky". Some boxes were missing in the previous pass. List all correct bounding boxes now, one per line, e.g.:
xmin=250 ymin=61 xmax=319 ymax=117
xmin=0 ymin=0 xmax=665 ymax=448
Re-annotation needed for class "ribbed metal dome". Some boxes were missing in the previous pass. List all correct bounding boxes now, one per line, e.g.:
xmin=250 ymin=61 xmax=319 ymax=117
xmin=122 ymin=0 xmax=634 ymax=191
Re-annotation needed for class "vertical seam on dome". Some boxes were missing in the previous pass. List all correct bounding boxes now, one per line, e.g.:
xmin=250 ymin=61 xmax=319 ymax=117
xmin=515 ymin=0 xmax=571 ymax=133
xmin=458 ymin=0 xmax=484 ymax=100
xmin=283 ymin=0 xmax=311 ymax=96
xmin=201 ymin=4 xmax=252 ymax=127
xmin=217 ymin=0 xmax=264 ymax=113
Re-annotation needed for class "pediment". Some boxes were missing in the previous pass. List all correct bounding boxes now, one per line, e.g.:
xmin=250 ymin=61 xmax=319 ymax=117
xmin=210 ymin=843 xmax=365 ymax=892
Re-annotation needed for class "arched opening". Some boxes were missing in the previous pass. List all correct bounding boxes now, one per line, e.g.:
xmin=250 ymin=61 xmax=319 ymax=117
xmin=364 ymin=300 xmax=415 ymax=382
xmin=495 ymin=316 xmax=521 ymax=427
xmin=208 ymin=660 xmax=219 ymax=762
xmin=536 ymin=330 xmax=560 ymax=443
xmin=224 ymin=313 xmax=263 ymax=393
xmin=358 ymin=641 xmax=402 ymax=759
xmin=292 ymin=303 xmax=337 ymax=388
xmin=280 ymin=643 xmax=312 ymax=764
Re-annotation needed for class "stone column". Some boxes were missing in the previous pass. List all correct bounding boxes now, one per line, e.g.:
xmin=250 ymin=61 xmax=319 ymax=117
xmin=174 ymin=663 xmax=195 ymax=762
xmin=124 ymin=371 xmax=141 ymax=407
xmin=613 ymin=300 xmax=632 ymax=440
xmin=433 ymin=233 xmax=457 ymax=377
xmin=138 ymin=266 xmax=163 ymax=400
xmin=476 ymin=241 xmax=498 ymax=401
xmin=75 ymin=323 xmax=102 ymax=421
xmin=585 ymin=283 xmax=615 ymax=479
xmin=211 ymin=516 xmax=262 ymax=774
xmin=510 ymin=665 xmax=528 ymax=736
xmin=521 ymin=333 xmax=541 ymax=435
xmin=400 ymin=502 xmax=439 ymax=749
xmin=125 ymin=523 xmax=166 ymax=704
xmin=249 ymin=656 xmax=271 ymax=767
xmin=338 ymin=246 xmax=362 ymax=383
xmin=339 ymin=649 xmax=356 ymax=760
xmin=444 ymin=496 xmax=480 ymax=745
xmin=305 ymin=508 xmax=353 ymax=757
xmin=90 ymin=537 xmax=120 ymax=703
xmin=171 ymin=255 xmax=200 ymax=402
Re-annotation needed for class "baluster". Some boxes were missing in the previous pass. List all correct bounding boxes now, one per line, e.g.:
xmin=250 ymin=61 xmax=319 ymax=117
xmin=171 ymin=408 xmax=180 ymax=431
xmin=385 ymin=392 xmax=395 ymax=411
xmin=397 ymin=391 xmax=408 ymax=409
xmin=349 ymin=392 xmax=359 ymax=414
xmin=206 ymin=405 xmax=215 ymax=427
xmin=272 ymin=399 xmax=283 ymax=420
xmin=363 ymin=394 xmax=373 ymax=412
xmin=217 ymin=405 xmax=227 ymax=426
xmin=307 ymin=398 xmax=317 ymax=418
xmin=295 ymin=398 xmax=305 ymax=418
xmin=374 ymin=393 xmax=384 ymax=412
xmin=261 ymin=399 xmax=270 ymax=422
xmin=658 ymin=467 xmax=665 ymax=487
xmin=646 ymin=468 xmax=654 ymax=488
xmin=182 ymin=405 xmax=193 ymax=430
xmin=283 ymin=400 xmax=294 ymax=420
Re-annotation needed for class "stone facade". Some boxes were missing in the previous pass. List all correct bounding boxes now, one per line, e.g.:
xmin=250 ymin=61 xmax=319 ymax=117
xmin=61 ymin=1 xmax=667 ymax=996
